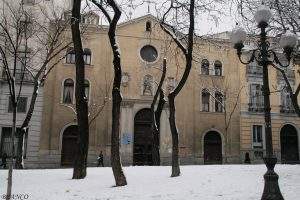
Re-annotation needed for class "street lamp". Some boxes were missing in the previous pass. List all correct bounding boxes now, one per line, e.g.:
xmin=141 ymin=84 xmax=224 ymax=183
xmin=231 ymin=5 xmax=298 ymax=200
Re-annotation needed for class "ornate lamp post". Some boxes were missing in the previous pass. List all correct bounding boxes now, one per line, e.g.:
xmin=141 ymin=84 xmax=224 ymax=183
xmin=231 ymin=5 xmax=298 ymax=200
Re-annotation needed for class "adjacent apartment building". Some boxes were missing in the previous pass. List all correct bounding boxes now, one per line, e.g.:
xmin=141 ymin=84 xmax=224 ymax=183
xmin=0 ymin=0 xmax=71 ymax=168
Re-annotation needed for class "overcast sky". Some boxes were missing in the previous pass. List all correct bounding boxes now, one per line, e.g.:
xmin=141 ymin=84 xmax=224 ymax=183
xmin=83 ymin=0 xmax=239 ymax=36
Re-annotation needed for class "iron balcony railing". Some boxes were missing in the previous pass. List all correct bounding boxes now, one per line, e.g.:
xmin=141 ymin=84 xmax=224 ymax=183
xmin=279 ymin=105 xmax=295 ymax=114
xmin=277 ymin=69 xmax=295 ymax=80
xmin=246 ymin=65 xmax=263 ymax=76
xmin=248 ymin=102 xmax=264 ymax=112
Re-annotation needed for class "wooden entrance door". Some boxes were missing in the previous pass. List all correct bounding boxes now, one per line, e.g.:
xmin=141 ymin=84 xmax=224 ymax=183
xmin=61 ymin=125 xmax=78 ymax=166
xmin=204 ymin=131 xmax=222 ymax=164
xmin=281 ymin=124 xmax=299 ymax=164
xmin=133 ymin=108 xmax=153 ymax=166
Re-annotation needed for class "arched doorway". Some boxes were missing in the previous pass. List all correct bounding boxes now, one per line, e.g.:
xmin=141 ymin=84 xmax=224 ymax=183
xmin=204 ymin=131 xmax=222 ymax=164
xmin=133 ymin=108 xmax=153 ymax=165
xmin=280 ymin=124 xmax=299 ymax=164
xmin=61 ymin=125 xmax=78 ymax=166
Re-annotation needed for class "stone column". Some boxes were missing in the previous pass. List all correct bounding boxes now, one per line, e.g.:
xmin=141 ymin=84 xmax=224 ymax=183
xmin=159 ymin=108 xmax=172 ymax=165
xmin=120 ymin=102 xmax=134 ymax=165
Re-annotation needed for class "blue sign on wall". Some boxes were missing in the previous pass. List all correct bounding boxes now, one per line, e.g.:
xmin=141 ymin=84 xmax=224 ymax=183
xmin=122 ymin=133 xmax=132 ymax=145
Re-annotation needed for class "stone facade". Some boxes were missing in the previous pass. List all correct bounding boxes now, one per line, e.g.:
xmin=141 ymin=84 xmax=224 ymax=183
xmin=35 ymin=15 xmax=300 ymax=168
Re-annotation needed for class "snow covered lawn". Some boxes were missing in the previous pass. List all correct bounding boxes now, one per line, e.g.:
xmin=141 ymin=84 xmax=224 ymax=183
xmin=1 ymin=165 xmax=300 ymax=200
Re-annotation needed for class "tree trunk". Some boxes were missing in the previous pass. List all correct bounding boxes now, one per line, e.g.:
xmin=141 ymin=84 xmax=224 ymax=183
xmin=6 ymin=102 xmax=16 ymax=200
xmin=151 ymin=90 xmax=165 ymax=166
xmin=107 ymin=0 xmax=127 ymax=186
xmin=91 ymin=0 xmax=126 ymax=186
xmin=151 ymin=59 xmax=166 ymax=166
xmin=160 ymin=0 xmax=195 ymax=177
xmin=71 ymin=0 xmax=89 ymax=179
xmin=168 ymin=94 xmax=180 ymax=177
xmin=15 ymin=132 xmax=23 ymax=169
xmin=151 ymin=90 xmax=166 ymax=166
xmin=111 ymin=89 xmax=127 ymax=186
xmin=155 ymin=89 xmax=166 ymax=130
xmin=15 ymin=82 xmax=39 ymax=169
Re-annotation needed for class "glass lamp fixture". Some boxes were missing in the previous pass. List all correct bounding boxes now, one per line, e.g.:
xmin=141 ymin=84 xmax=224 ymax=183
xmin=279 ymin=31 xmax=298 ymax=49
xmin=254 ymin=5 xmax=272 ymax=26
xmin=230 ymin=27 xmax=247 ymax=45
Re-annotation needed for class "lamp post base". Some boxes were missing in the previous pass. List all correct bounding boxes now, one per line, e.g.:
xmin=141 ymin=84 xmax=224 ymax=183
xmin=261 ymin=157 xmax=284 ymax=200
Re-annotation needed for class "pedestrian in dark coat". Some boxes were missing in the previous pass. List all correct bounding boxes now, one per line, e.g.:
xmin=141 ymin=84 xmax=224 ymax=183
xmin=97 ymin=151 xmax=104 ymax=167
xmin=244 ymin=152 xmax=251 ymax=164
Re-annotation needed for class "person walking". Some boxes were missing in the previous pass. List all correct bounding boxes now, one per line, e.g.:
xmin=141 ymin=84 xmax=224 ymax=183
xmin=97 ymin=151 xmax=104 ymax=167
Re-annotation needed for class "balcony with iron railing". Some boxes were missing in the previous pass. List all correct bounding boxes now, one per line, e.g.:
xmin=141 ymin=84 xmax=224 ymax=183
xmin=248 ymin=102 xmax=264 ymax=112
xmin=279 ymin=105 xmax=295 ymax=114
xmin=246 ymin=64 xmax=263 ymax=77
xmin=277 ymin=69 xmax=295 ymax=80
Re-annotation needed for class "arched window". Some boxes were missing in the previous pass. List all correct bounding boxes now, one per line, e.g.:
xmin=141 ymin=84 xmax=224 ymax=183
xmin=146 ymin=21 xmax=152 ymax=32
xmin=142 ymin=75 xmax=153 ymax=96
xmin=201 ymin=59 xmax=209 ymax=75
xmin=214 ymin=60 xmax=222 ymax=76
xmin=66 ymin=48 xmax=75 ymax=64
xmin=62 ymin=79 xmax=74 ymax=104
xmin=84 ymin=79 xmax=90 ymax=101
xmin=83 ymin=48 xmax=91 ymax=65
xmin=215 ymin=91 xmax=223 ymax=112
xmin=202 ymin=89 xmax=210 ymax=112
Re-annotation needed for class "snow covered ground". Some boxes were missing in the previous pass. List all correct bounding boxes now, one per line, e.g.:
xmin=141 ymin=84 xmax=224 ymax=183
xmin=1 ymin=165 xmax=300 ymax=200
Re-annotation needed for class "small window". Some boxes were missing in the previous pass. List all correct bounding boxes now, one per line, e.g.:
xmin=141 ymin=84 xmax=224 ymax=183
xmin=83 ymin=48 xmax=91 ymax=65
xmin=202 ymin=89 xmax=210 ymax=112
xmin=214 ymin=60 xmax=222 ymax=76
xmin=201 ymin=59 xmax=209 ymax=75
xmin=253 ymin=125 xmax=263 ymax=148
xmin=146 ymin=21 xmax=152 ymax=31
xmin=22 ymin=0 xmax=35 ymax=5
xmin=84 ymin=79 xmax=90 ymax=101
xmin=20 ymin=20 xmax=32 ymax=36
xmin=66 ymin=48 xmax=75 ymax=64
xmin=8 ymin=97 xmax=28 ymax=113
xmin=62 ymin=79 xmax=74 ymax=104
xmin=0 ymin=127 xmax=22 ymax=157
xmin=142 ymin=75 xmax=153 ymax=96
xmin=215 ymin=92 xmax=223 ymax=112
xmin=140 ymin=45 xmax=158 ymax=63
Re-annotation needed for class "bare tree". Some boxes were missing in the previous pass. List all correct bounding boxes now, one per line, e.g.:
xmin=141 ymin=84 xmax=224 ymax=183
xmin=150 ymin=58 xmax=167 ymax=166
xmin=271 ymin=63 xmax=300 ymax=117
xmin=237 ymin=0 xmax=300 ymax=35
xmin=88 ymin=80 xmax=112 ymax=127
xmin=204 ymin=81 xmax=243 ymax=155
xmin=0 ymin=0 xmax=72 ymax=197
xmin=62 ymin=76 xmax=112 ymax=127
xmin=91 ymin=0 xmax=127 ymax=186
xmin=159 ymin=0 xmax=195 ymax=177
xmin=236 ymin=0 xmax=300 ymax=116
xmin=71 ymin=0 xmax=90 ymax=179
